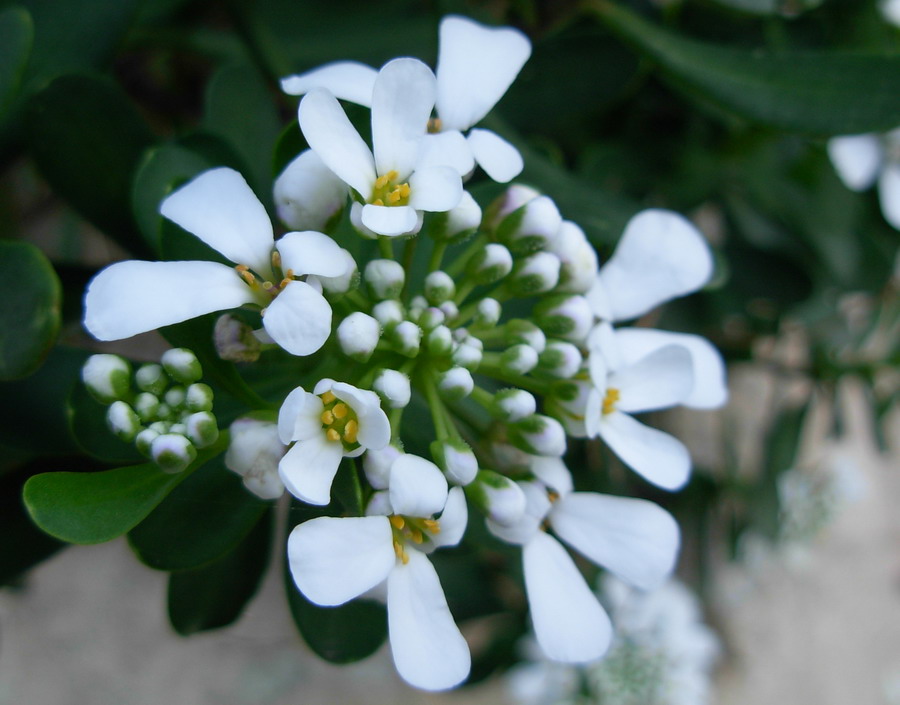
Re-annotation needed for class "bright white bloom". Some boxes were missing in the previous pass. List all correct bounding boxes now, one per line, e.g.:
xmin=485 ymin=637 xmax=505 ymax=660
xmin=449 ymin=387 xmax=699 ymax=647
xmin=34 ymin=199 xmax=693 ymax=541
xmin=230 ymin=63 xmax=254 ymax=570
xmin=297 ymin=59 xmax=462 ymax=237
xmin=881 ymin=0 xmax=900 ymax=27
xmin=225 ymin=417 xmax=286 ymax=500
xmin=827 ymin=129 xmax=900 ymax=230
xmin=281 ymin=15 xmax=531 ymax=183
xmin=277 ymin=379 xmax=390 ymax=505
xmin=585 ymin=324 xmax=695 ymax=490
xmin=287 ymin=455 xmax=470 ymax=690
xmin=274 ymin=149 xmax=348 ymax=231
xmin=488 ymin=461 xmax=680 ymax=663
xmin=84 ymin=168 xmax=351 ymax=357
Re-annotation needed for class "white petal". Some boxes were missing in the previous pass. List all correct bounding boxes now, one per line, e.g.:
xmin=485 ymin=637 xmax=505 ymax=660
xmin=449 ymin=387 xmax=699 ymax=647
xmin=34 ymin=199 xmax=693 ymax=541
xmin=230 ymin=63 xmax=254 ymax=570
xmin=276 ymin=231 xmax=350 ymax=277
xmin=298 ymin=89 xmax=376 ymax=198
xmin=83 ymin=260 xmax=255 ymax=341
xmin=331 ymin=383 xmax=391 ymax=450
xmin=408 ymin=165 xmax=463 ymax=212
xmin=467 ymin=129 xmax=524 ymax=183
xmin=614 ymin=328 xmax=729 ymax=409
xmin=609 ymin=344 xmax=694 ymax=413
xmin=417 ymin=130 xmax=475 ymax=175
xmin=277 ymin=386 xmax=324 ymax=444
xmin=262 ymin=281 xmax=332 ymax=356
xmin=387 ymin=550 xmax=471 ymax=691
xmin=883 ymin=0 xmax=900 ymax=26
xmin=273 ymin=149 xmax=348 ymax=232
xmin=583 ymin=386 xmax=603 ymax=439
xmin=432 ymin=487 xmax=468 ymax=549
xmin=436 ymin=15 xmax=531 ymax=131
xmin=598 ymin=412 xmax=691 ymax=491
xmin=361 ymin=204 xmax=418 ymax=236
xmin=371 ymin=58 xmax=435 ymax=179
xmin=287 ymin=515 xmax=395 ymax=605
xmin=281 ymin=61 xmax=377 ymax=106
xmin=389 ymin=454 xmax=448 ymax=518
xmin=160 ymin=168 xmax=274 ymax=277
xmin=550 ymin=493 xmax=680 ymax=590
xmin=278 ymin=433 xmax=344 ymax=505
xmin=877 ymin=162 xmax=900 ymax=230
xmin=486 ymin=481 xmax=549 ymax=546
xmin=522 ymin=532 xmax=612 ymax=663
xmin=826 ymin=134 xmax=882 ymax=191
xmin=599 ymin=209 xmax=713 ymax=321
xmin=529 ymin=457 xmax=574 ymax=497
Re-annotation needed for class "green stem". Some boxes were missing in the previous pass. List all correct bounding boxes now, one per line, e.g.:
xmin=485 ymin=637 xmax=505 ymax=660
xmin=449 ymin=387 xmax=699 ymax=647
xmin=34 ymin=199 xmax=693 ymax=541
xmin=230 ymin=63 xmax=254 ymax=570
xmin=420 ymin=369 xmax=449 ymax=440
xmin=469 ymin=385 xmax=495 ymax=410
xmin=476 ymin=363 xmax=549 ymax=395
xmin=428 ymin=240 xmax=448 ymax=272
xmin=446 ymin=233 xmax=488 ymax=277
xmin=401 ymin=237 xmax=417 ymax=298
xmin=454 ymin=279 xmax=478 ymax=307
xmin=378 ymin=237 xmax=394 ymax=259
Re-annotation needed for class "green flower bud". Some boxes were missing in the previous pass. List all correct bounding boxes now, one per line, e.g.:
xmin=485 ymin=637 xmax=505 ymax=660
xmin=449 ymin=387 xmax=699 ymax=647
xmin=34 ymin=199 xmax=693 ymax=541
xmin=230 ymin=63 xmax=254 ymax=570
xmin=508 ymin=414 xmax=567 ymax=457
xmin=391 ymin=321 xmax=422 ymax=358
xmin=151 ymin=433 xmax=197 ymax=474
xmin=418 ymin=307 xmax=446 ymax=331
xmin=473 ymin=298 xmax=502 ymax=327
xmin=185 ymin=411 xmax=219 ymax=448
xmin=365 ymin=259 xmax=405 ymax=300
xmin=491 ymin=388 xmax=537 ymax=422
xmin=164 ymin=385 xmax=186 ymax=410
xmin=451 ymin=341 xmax=483 ymax=371
xmin=134 ymin=392 xmax=160 ymax=422
xmin=426 ymin=191 xmax=482 ymax=242
xmin=185 ymin=383 xmax=214 ymax=412
xmin=372 ymin=300 xmax=405 ymax=329
xmin=534 ymin=295 xmax=593 ymax=342
xmin=427 ymin=325 xmax=454 ymax=357
xmin=466 ymin=470 xmax=526 ymax=526
xmin=438 ymin=367 xmax=474 ymax=401
xmin=495 ymin=195 xmax=562 ymax=254
xmin=82 ymin=354 xmax=131 ymax=404
xmin=500 ymin=344 xmax=539 ymax=375
xmin=106 ymin=401 xmax=141 ymax=443
xmin=507 ymin=252 xmax=561 ymax=296
xmin=503 ymin=320 xmax=546 ymax=353
xmin=424 ymin=271 xmax=456 ymax=305
xmin=468 ymin=243 xmax=513 ymax=285
xmin=431 ymin=438 xmax=478 ymax=486
xmin=135 ymin=363 xmax=168 ymax=396
xmin=161 ymin=348 xmax=202 ymax=385
xmin=135 ymin=427 xmax=159 ymax=457
xmin=537 ymin=341 xmax=583 ymax=378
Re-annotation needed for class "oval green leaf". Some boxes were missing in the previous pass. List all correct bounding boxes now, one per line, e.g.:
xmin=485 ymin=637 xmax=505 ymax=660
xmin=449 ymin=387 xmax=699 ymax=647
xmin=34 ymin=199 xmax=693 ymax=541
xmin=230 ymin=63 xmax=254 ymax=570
xmin=68 ymin=381 xmax=144 ymax=464
xmin=0 ymin=6 xmax=33 ymax=121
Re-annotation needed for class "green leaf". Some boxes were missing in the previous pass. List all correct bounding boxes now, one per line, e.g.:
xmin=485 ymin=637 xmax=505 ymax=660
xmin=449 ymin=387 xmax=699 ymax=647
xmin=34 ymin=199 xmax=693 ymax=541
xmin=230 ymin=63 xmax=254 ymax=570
xmin=128 ymin=456 xmax=269 ymax=571
xmin=0 ymin=239 xmax=61 ymax=380
xmin=25 ymin=74 xmax=155 ymax=255
xmin=589 ymin=0 xmax=900 ymax=134
xmin=0 ymin=6 xmax=33 ymax=121
xmin=168 ymin=509 xmax=272 ymax=635
xmin=68 ymin=381 xmax=144 ymax=464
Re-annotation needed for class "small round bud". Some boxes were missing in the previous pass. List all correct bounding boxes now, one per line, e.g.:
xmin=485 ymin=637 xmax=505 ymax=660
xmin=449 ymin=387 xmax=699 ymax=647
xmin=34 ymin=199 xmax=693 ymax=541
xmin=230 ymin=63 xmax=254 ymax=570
xmin=467 ymin=470 xmax=526 ymax=526
xmin=373 ymin=369 xmax=411 ymax=409
xmin=451 ymin=341 xmax=483 ymax=370
xmin=135 ymin=427 xmax=159 ymax=457
xmin=164 ymin=385 xmax=186 ymax=410
xmin=507 ymin=252 xmax=561 ymax=296
xmin=372 ymin=300 xmax=405 ymax=328
xmin=438 ymin=300 xmax=459 ymax=321
xmin=418 ymin=307 xmax=446 ymax=331
xmin=82 ymin=354 xmax=131 ymax=404
xmin=155 ymin=403 xmax=173 ymax=422
xmin=438 ymin=367 xmax=474 ymax=401
xmin=365 ymin=259 xmax=405 ymax=300
xmin=535 ymin=295 xmax=593 ymax=343
xmin=500 ymin=344 xmax=539 ymax=375
xmin=106 ymin=401 xmax=140 ymax=443
xmin=496 ymin=195 xmax=562 ymax=254
xmin=537 ymin=341 xmax=583 ymax=378
xmin=469 ymin=243 xmax=513 ymax=285
xmin=185 ymin=383 xmax=214 ymax=412
xmin=225 ymin=417 xmax=285 ymax=500
xmin=431 ymin=439 xmax=478 ymax=486
xmin=550 ymin=220 xmax=599 ymax=294
xmin=504 ymin=320 xmax=546 ymax=353
xmin=392 ymin=321 xmax=422 ymax=358
xmin=509 ymin=414 xmax=567 ymax=457
xmin=148 ymin=421 xmax=168 ymax=435
xmin=169 ymin=422 xmax=187 ymax=435
xmin=473 ymin=298 xmax=502 ymax=327
xmin=363 ymin=445 xmax=403 ymax=490
xmin=214 ymin=314 xmax=262 ymax=363
xmin=151 ymin=433 xmax=197 ymax=474
xmin=133 ymin=392 xmax=160 ymax=422
xmin=424 ymin=271 xmax=456 ymax=305
xmin=185 ymin=411 xmax=219 ymax=448
xmin=135 ymin=363 xmax=168 ymax=396
xmin=337 ymin=312 xmax=381 ymax=362
xmin=428 ymin=190 xmax=482 ymax=242
xmin=491 ymin=389 xmax=537 ymax=422
xmin=485 ymin=184 xmax=540 ymax=230
xmin=161 ymin=348 xmax=202 ymax=385
xmin=427 ymin=325 xmax=454 ymax=357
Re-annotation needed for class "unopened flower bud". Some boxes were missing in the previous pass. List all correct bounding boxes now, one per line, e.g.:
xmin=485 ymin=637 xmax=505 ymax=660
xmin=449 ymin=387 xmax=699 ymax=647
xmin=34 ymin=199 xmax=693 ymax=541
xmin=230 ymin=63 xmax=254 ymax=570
xmin=500 ymin=344 xmax=539 ymax=375
xmin=496 ymin=195 xmax=562 ymax=254
xmin=135 ymin=363 xmax=168 ymax=396
xmin=451 ymin=341 xmax=483 ymax=370
xmin=509 ymin=414 xmax=567 ymax=457
xmin=161 ymin=348 xmax=202 ymax=384
xmin=214 ymin=314 xmax=262 ymax=363
xmin=185 ymin=383 xmax=214 ymax=412
xmin=155 ymin=403 xmax=173 ymax=422
xmin=504 ymin=319 xmax=546 ymax=353
xmin=135 ymin=427 xmax=159 ymax=457
xmin=550 ymin=220 xmax=599 ymax=293
xmin=133 ymin=392 xmax=160 ymax=422
xmin=365 ymin=259 xmax=405 ymax=300
xmin=337 ymin=312 xmax=381 ymax=362
xmin=468 ymin=243 xmax=513 ymax=285
xmin=467 ymin=470 xmax=526 ymax=526
xmin=363 ymin=445 xmax=403 ymax=489
xmin=164 ymin=385 xmax=186 ymax=410
xmin=392 ymin=321 xmax=422 ymax=357
xmin=82 ymin=354 xmax=131 ymax=404
xmin=169 ymin=422 xmax=187 ymax=435
xmin=428 ymin=190 xmax=482 ymax=242
xmin=431 ymin=439 xmax=478 ymax=486
xmin=485 ymin=184 xmax=541 ymax=230
xmin=373 ymin=369 xmax=411 ymax=408
xmin=427 ymin=325 xmax=454 ymax=356
xmin=151 ymin=433 xmax=197 ymax=474
xmin=225 ymin=417 xmax=285 ymax=500
xmin=473 ymin=298 xmax=502 ymax=327
xmin=535 ymin=295 xmax=593 ymax=342
xmin=185 ymin=411 xmax=219 ymax=448
xmin=491 ymin=388 xmax=537 ymax=422
xmin=537 ymin=341 xmax=583 ymax=378
xmin=438 ymin=367 xmax=474 ymax=401
xmin=507 ymin=251 xmax=561 ymax=296
xmin=439 ymin=300 xmax=459 ymax=320
xmin=372 ymin=300 xmax=405 ymax=328
xmin=106 ymin=401 xmax=140 ymax=442
xmin=424 ymin=271 xmax=455 ymax=305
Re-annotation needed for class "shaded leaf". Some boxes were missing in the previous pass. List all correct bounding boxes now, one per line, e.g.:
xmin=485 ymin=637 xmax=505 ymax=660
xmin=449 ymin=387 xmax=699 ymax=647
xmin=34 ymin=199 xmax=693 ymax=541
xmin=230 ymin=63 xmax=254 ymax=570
xmin=0 ymin=6 xmax=32 ymax=121
xmin=67 ymin=381 xmax=143 ymax=464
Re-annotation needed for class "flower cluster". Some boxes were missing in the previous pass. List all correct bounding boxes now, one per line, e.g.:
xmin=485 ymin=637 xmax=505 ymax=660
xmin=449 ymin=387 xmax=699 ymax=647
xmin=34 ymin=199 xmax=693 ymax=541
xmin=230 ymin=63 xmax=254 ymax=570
xmin=80 ymin=14 xmax=727 ymax=692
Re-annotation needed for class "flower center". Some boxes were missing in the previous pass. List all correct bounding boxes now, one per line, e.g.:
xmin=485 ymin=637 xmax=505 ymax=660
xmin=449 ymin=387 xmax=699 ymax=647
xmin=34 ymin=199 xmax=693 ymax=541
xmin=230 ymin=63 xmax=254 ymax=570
xmin=369 ymin=170 xmax=411 ymax=207
xmin=602 ymin=387 xmax=620 ymax=416
xmin=234 ymin=251 xmax=294 ymax=299
xmin=318 ymin=390 xmax=361 ymax=450
xmin=389 ymin=514 xmax=441 ymax=564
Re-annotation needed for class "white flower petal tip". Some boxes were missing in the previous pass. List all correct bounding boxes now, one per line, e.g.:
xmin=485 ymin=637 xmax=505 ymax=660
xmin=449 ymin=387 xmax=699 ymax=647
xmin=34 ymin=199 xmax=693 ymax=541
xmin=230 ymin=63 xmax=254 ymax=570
xmin=278 ymin=434 xmax=344 ymax=505
xmin=83 ymin=260 xmax=255 ymax=341
xmin=288 ymin=515 xmax=395 ymax=606
xmin=274 ymin=150 xmax=348 ymax=232
xmin=432 ymin=487 xmax=468 ymax=549
xmin=417 ymin=130 xmax=475 ymax=176
xmin=599 ymin=209 xmax=714 ymax=322
xmin=878 ymin=163 xmax=900 ymax=231
xmin=523 ymin=533 xmax=613 ymax=663
xmin=276 ymin=230 xmax=351 ymax=278
xmin=609 ymin=343 xmax=694 ymax=414
xmin=599 ymin=412 xmax=691 ymax=491
xmin=826 ymin=134 xmax=882 ymax=191
xmin=159 ymin=167 xmax=275 ymax=277
xmin=388 ymin=550 xmax=471 ymax=690
xmin=467 ymin=129 xmax=524 ymax=183
xmin=261 ymin=280 xmax=332 ymax=357
xmin=408 ymin=166 xmax=463 ymax=213
xmin=361 ymin=204 xmax=419 ymax=236
xmin=389 ymin=454 xmax=449 ymax=518
xmin=280 ymin=61 xmax=378 ymax=106
xmin=436 ymin=15 xmax=531 ymax=132
xmin=551 ymin=493 xmax=680 ymax=590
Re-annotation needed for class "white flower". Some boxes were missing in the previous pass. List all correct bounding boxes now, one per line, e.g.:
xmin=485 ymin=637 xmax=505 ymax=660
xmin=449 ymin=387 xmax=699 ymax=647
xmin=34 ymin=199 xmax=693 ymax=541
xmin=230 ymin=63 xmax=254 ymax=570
xmin=585 ymin=324 xmax=695 ymax=491
xmin=827 ymin=129 xmax=900 ymax=230
xmin=225 ymin=417 xmax=286 ymax=500
xmin=287 ymin=455 xmax=470 ymax=690
xmin=274 ymin=149 xmax=348 ymax=231
xmin=84 ymin=168 xmax=352 ymax=357
xmin=277 ymin=379 xmax=391 ymax=505
xmin=297 ymin=59 xmax=462 ymax=237
xmin=488 ymin=461 xmax=680 ymax=664
xmin=881 ymin=0 xmax=900 ymax=27
xmin=281 ymin=16 xmax=531 ymax=183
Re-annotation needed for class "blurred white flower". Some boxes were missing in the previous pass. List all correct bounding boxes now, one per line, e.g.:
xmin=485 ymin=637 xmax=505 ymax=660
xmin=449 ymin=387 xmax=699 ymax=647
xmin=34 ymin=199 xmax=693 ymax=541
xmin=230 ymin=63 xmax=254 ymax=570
xmin=827 ymin=129 xmax=900 ymax=230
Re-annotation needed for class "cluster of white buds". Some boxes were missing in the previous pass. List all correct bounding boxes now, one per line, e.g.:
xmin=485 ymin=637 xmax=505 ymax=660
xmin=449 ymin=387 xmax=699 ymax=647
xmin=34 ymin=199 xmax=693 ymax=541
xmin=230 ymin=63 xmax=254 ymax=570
xmin=82 ymin=349 xmax=219 ymax=473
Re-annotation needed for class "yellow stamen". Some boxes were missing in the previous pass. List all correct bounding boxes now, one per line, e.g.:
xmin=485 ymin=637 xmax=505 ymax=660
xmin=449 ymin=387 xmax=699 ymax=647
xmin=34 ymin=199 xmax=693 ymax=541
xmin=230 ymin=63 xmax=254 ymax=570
xmin=410 ymin=529 xmax=424 ymax=544
xmin=325 ymin=428 xmax=341 ymax=442
xmin=332 ymin=403 xmax=348 ymax=420
xmin=320 ymin=410 xmax=334 ymax=425
xmin=271 ymin=251 xmax=282 ymax=269
xmin=279 ymin=277 xmax=292 ymax=289
xmin=399 ymin=183 xmax=410 ymax=199
xmin=427 ymin=117 xmax=442 ymax=134
xmin=547 ymin=490 xmax=560 ymax=504
xmin=422 ymin=519 xmax=440 ymax=534
xmin=374 ymin=173 xmax=391 ymax=190
xmin=343 ymin=419 xmax=358 ymax=444
xmin=387 ymin=189 xmax=402 ymax=204
xmin=390 ymin=515 xmax=405 ymax=530
xmin=321 ymin=391 xmax=336 ymax=404
xmin=372 ymin=198 xmax=384 ymax=206
xmin=602 ymin=387 xmax=620 ymax=416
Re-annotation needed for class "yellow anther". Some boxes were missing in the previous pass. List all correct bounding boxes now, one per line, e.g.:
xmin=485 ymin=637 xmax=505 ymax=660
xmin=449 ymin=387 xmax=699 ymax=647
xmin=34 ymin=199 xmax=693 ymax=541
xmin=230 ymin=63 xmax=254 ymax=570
xmin=387 ymin=189 xmax=402 ymax=204
xmin=271 ymin=251 xmax=282 ymax=269
xmin=320 ymin=410 xmax=334 ymax=425
xmin=321 ymin=391 xmax=336 ymax=404
xmin=325 ymin=428 xmax=341 ymax=442
xmin=427 ymin=117 xmax=442 ymax=134
xmin=279 ymin=277 xmax=292 ymax=290
xmin=399 ymin=183 xmax=410 ymax=199
xmin=422 ymin=519 xmax=440 ymax=534
xmin=602 ymin=387 xmax=621 ymax=416
xmin=372 ymin=198 xmax=384 ymax=206
xmin=374 ymin=173 xmax=391 ymax=190
xmin=236 ymin=264 xmax=249 ymax=272
xmin=410 ymin=529 xmax=424 ymax=544
xmin=547 ymin=490 xmax=560 ymax=504
xmin=343 ymin=419 xmax=359 ymax=444
xmin=393 ymin=540 xmax=409 ymax=564
xmin=332 ymin=403 xmax=348 ymax=420
xmin=390 ymin=515 xmax=405 ymax=530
